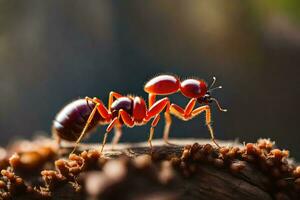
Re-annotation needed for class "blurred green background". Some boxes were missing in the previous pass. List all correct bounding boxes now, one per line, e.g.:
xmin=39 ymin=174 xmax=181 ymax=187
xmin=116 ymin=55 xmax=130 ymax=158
xmin=0 ymin=1 xmax=299 ymax=158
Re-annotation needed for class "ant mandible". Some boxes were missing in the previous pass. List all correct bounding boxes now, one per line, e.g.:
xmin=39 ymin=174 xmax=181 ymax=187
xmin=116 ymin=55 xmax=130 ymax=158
xmin=144 ymin=74 xmax=227 ymax=148
xmin=52 ymin=92 xmax=171 ymax=153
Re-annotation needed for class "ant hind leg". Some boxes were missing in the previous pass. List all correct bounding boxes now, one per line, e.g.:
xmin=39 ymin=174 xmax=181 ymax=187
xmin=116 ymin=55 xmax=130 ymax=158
xmin=163 ymin=111 xmax=176 ymax=145
xmin=148 ymin=114 xmax=161 ymax=152
xmin=111 ymin=126 xmax=122 ymax=150
xmin=71 ymin=101 xmax=99 ymax=154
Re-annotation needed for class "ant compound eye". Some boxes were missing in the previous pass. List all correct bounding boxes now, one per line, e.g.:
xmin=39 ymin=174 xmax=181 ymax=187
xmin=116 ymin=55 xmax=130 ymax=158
xmin=180 ymin=79 xmax=207 ymax=98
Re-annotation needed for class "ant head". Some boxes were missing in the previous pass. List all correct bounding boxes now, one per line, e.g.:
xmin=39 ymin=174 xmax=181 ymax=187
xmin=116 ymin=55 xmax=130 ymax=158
xmin=197 ymin=77 xmax=227 ymax=112
xmin=197 ymin=91 xmax=212 ymax=104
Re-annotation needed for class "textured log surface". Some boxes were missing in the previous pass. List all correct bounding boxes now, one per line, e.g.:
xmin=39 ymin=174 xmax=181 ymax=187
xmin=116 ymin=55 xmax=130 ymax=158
xmin=0 ymin=138 xmax=299 ymax=200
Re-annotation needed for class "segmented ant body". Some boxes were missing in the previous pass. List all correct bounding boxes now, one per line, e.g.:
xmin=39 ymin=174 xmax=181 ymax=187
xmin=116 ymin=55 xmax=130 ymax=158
xmin=52 ymin=92 xmax=170 ymax=153
xmin=52 ymin=99 xmax=103 ymax=142
xmin=52 ymin=74 xmax=226 ymax=153
xmin=144 ymin=74 xmax=227 ymax=147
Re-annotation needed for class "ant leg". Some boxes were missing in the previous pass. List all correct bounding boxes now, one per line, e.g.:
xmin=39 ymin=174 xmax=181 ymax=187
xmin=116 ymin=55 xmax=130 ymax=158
xmin=163 ymin=111 xmax=172 ymax=144
xmin=108 ymin=91 xmax=123 ymax=109
xmin=100 ymin=117 xmax=119 ymax=153
xmin=148 ymin=93 xmax=156 ymax=107
xmin=71 ymin=97 xmax=111 ymax=154
xmin=163 ymin=98 xmax=197 ymax=144
xmin=118 ymin=109 xmax=134 ymax=127
xmin=170 ymin=104 xmax=220 ymax=148
xmin=55 ymin=135 xmax=62 ymax=149
xmin=144 ymin=97 xmax=170 ymax=148
xmin=71 ymin=101 xmax=100 ymax=154
xmin=112 ymin=125 xmax=122 ymax=150
xmin=145 ymin=97 xmax=170 ymax=121
xmin=191 ymin=105 xmax=220 ymax=148
xmin=85 ymin=97 xmax=111 ymax=119
xmin=169 ymin=98 xmax=197 ymax=120
xmin=148 ymin=114 xmax=161 ymax=151
xmin=110 ymin=109 xmax=135 ymax=150
xmin=183 ymin=98 xmax=197 ymax=117
xmin=169 ymin=104 xmax=185 ymax=120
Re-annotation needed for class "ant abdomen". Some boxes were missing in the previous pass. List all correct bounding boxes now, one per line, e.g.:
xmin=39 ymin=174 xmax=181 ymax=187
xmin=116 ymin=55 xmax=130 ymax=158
xmin=52 ymin=99 xmax=103 ymax=141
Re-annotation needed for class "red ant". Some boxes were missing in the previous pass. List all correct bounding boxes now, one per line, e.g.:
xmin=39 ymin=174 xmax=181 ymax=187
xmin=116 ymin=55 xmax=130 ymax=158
xmin=52 ymin=92 xmax=171 ymax=153
xmin=144 ymin=74 xmax=227 ymax=147
xmin=52 ymin=74 xmax=226 ymax=153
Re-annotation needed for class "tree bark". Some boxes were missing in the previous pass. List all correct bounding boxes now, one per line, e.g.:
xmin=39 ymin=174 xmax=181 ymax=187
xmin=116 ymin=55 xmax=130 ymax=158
xmin=58 ymin=139 xmax=297 ymax=200
xmin=1 ymin=138 xmax=299 ymax=200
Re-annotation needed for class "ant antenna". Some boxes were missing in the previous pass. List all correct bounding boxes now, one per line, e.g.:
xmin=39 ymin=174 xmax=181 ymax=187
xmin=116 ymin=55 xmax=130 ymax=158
xmin=209 ymin=76 xmax=217 ymax=89
xmin=211 ymin=98 xmax=227 ymax=112
xmin=209 ymin=85 xmax=222 ymax=92
xmin=209 ymin=76 xmax=223 ymax=92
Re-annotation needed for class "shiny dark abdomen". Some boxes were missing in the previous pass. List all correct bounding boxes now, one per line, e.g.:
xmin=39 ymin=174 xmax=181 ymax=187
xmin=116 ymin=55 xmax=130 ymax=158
xmin=52 ymin=99 xmax=103 ymax=141
xmin=110 ymin=97 xmax=133 ymax=123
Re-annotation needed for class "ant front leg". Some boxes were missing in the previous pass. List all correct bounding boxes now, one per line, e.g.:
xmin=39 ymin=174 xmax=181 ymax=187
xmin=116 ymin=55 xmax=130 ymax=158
xmin=170 ymin=104 xmax=220 ymax=148
xmin=169 ymin=98 xmax=197 ymax=120
xmin=163 ymin=98 xmax=197 ymax=144
xmin=191 ymin=105 xmax=220 ymax=148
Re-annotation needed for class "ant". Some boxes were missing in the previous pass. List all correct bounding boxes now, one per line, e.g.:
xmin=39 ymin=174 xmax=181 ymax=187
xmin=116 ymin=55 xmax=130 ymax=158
xmin=52 ymin=92 xmax=171 ymax=153
xmin=52 ymin=74 xmax=226 ymax=153
xmin=144 ymin=74 xmax=227 ymax=147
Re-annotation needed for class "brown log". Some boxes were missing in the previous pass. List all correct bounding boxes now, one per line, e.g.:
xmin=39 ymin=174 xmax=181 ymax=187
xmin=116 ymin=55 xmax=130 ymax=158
xmin=59 ymin=139 xmax=297 ymax=200
xmin=1 ymin=138 xmax=299 ymax=200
